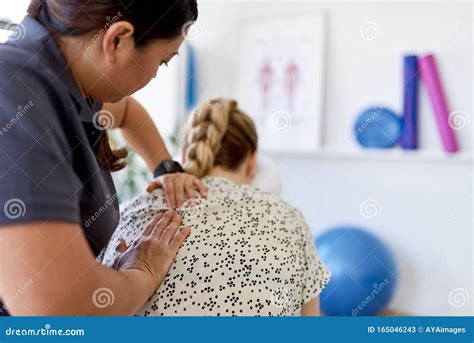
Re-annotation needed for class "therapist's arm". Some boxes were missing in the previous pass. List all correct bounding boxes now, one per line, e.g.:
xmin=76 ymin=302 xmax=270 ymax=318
xmin=0 ymin=214 xmax=188 ymax=315
xmin=103 ymin=97 xmax=170 ymax=172
xmin=102 ymin=97 xmax=206 ymax=208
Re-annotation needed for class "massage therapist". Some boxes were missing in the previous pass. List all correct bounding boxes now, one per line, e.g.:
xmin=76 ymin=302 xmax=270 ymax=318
xmin=0 ymin=0 xmax=204 ymax=315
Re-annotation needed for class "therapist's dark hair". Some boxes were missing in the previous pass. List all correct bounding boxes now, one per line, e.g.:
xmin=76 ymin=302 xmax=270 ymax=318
xmin=28 ymin=0 xmax=198 ymax=171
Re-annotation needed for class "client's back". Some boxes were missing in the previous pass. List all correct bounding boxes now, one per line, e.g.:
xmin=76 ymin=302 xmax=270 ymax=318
xmin=102 ymin=176 xmax=329 ymax=315
xmin=100 ymin=98 xmax=330 ymax=315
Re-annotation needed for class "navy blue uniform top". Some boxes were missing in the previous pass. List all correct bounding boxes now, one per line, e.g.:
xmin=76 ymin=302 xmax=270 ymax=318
xmin=0 ymin=16 xmax=120 ymax=315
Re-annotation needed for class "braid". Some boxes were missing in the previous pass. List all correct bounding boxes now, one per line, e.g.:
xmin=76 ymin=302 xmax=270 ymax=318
xmin=182 ymin=98 xmax=257 ymax=179
xmin=183 ymin=99 xmax=236 ymax=177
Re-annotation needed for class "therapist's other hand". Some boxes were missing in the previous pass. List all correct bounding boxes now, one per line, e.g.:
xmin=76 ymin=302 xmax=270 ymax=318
xmin=114 ymin=210 xmax=190 ymax=287
xmin=146 ymin=172 xmax=207 ymax=209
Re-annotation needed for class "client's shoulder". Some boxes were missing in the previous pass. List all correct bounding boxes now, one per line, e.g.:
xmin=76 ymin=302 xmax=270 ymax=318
xmin=119 ymin=189 xmax=168 ymax=220
xmin=119 ymin=176 xmax=305 ymax=224
xmin=203 ymin=176 xmax=303 ymax=219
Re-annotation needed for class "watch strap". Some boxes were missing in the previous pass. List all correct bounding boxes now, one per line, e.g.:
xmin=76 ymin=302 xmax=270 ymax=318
xmin=153 ymin=160 xmax=184 ymax=178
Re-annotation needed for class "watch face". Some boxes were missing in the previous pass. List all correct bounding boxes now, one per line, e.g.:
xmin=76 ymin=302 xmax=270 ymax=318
xmin=164 ymin=160 xmax=173 ymax=172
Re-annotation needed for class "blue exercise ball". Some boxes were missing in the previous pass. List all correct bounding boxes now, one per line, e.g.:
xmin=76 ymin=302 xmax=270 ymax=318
xmin=353 ymin=106 xmax=401 ymax=148
xmin=315 ymin=227 xmax=398 ymax=316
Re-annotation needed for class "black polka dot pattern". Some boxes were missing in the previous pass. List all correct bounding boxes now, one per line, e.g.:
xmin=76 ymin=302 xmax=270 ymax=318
xmin=100 ymin=176 xmax=331 ymax=316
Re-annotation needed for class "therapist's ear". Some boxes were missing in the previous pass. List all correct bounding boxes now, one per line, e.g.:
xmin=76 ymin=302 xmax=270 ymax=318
xmin=245 ymin=150 xmax=258 ymax=183
xmin=102 ymin=22 xmax=135 ymax=64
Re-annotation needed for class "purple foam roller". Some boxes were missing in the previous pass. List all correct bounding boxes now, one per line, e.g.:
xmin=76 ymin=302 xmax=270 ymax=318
xmin=419 ymin=54 xmax=459 ymax=153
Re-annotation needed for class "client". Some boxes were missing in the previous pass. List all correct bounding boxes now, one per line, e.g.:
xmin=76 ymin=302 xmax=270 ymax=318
xmin=100 ymin=98 xmax=330 ymax=316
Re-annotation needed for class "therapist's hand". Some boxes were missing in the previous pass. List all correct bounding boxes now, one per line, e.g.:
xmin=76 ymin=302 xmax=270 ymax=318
xmin=146 ymin=172 xmax=207 ymax=209
xmin=114 ymin=210 xmax=190 ymax=286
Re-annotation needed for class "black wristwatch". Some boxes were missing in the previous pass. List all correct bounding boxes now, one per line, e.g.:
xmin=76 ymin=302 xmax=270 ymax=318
xmin=153 ymin=159 xmax=184 ymax=178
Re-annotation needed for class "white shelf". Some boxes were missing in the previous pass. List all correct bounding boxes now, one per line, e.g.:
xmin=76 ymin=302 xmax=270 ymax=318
xmin=272 ymin=149 xmax=474 ymax=165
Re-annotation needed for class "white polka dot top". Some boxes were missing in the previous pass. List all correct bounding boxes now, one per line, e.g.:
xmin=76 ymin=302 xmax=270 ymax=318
xmin=100 ymin=176 xmax=331 ymax=316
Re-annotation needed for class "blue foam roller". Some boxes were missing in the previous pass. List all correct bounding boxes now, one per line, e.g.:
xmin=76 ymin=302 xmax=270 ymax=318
xmin=400 ymin=55 xmax=419 ymax=149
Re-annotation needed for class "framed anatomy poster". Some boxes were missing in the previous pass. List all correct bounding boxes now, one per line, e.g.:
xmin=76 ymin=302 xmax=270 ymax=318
xmin=238 ymin=14 xmax=326 ymax=153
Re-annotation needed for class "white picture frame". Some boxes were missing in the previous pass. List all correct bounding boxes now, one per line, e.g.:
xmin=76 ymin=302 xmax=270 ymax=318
xmin=238 ymin=14 xmax=326 ymax=154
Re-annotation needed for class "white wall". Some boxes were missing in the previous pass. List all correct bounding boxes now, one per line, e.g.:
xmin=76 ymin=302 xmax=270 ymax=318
xmin=184 ymin=0 xmax=473 ymax=315
xmin=0 ymin=0 xmax=30 ymax=22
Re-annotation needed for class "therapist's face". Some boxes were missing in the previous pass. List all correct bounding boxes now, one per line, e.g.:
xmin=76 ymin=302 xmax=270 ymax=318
xmin=83 ymin=22 xmax=186 ymax=103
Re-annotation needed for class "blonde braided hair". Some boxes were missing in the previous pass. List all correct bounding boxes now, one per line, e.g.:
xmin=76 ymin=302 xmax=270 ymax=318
xmin=182 ymin=98 xmax=257 ymax=178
